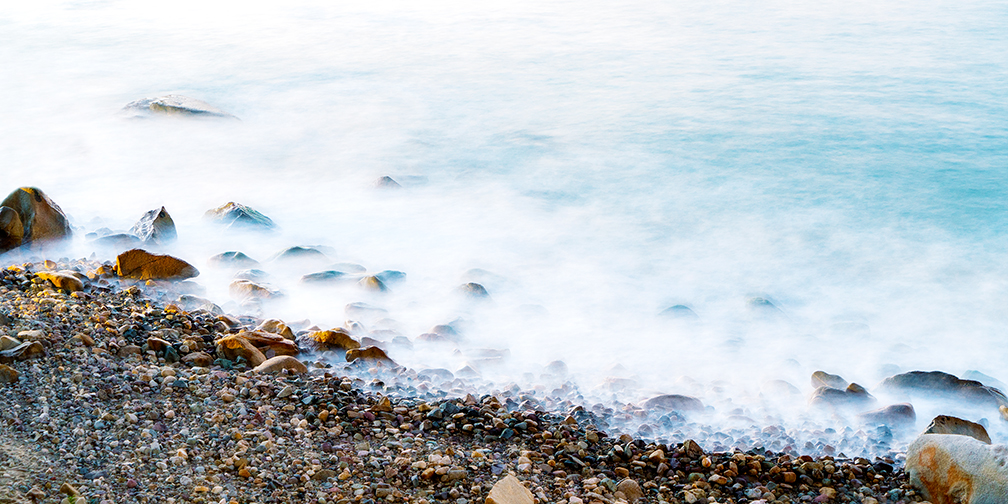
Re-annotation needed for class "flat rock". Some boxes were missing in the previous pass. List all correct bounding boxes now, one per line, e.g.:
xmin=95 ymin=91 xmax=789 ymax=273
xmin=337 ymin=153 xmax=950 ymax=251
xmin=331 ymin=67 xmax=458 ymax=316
xmin=297 ymin=329 xmax=360 ymax=353
xmin=643 ymin=394 xmax=704 ymax=413
xmin=811 ymin=370 xmax=847 ymax=389
xmin=208 ymin=251 xmax=260 ymax=268
xmin=204 ymin=202 xmax=276 ymax=231
xmin=301 ymin=270 xmax=352 ymax=285
xmin=486 ymin=474 xmax=534 ymax=504
xmin=253 ymin=356 xmax=307 ymax=374
xmin=35 ymin=271 xmax=84 ymax=292
xmin=215 ymin=335 xmax=266 ymax=367
xmin=0 ymin=341 xmax=44 ymax=363
xmin=236 ymin=330 xmax=298 ymax=356
xmin=122 ymin=95 xmax=237 ymax=119
xmin=0 ymin=336 xmax=19 ymax=351
xmin=879 ymin=370 xmax=1008 ymax=410
xmin=906 ymin=433 xmax=1008 ymax=504
xmin=0 ymin=187 xmax=72 ymax=253
xmin=130 ymin=206 xmax=177 ymax=244
xmin=346 ymin=346 xmax=394 ymax=364
xmin=924 ymin=415 xmax=991 ymax=444
xmin=116 ymin=249 xmax=199 ymax=280
xmin=857 ymin=403 xmax=916 ymax=428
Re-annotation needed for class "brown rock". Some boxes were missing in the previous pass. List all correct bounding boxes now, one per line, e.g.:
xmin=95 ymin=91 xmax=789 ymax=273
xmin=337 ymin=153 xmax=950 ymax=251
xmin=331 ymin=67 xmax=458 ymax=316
xmin=253 ymin=355 xmax=307 ymax=374
xmin=36 ymin=271 xmax=84 ymax=292
xmin=346 ymin=346 xmax=394 ymax=364
xmin=486 ymin=474 xmax=533 ymax=504
xmin=923 ymin=415 xmax=991 ymax=444
xmin=809 ymin=383 xmax=876 ymax=408
xmin=146 ymin=337 xmax=171 ymax=352
xmin=358 ymin=275 xmax=388 ymax=292
xmin=458 ymin=282 xmax=490 ymax=299
xmin=215 ymin=335 xmax=266 ymax=367
xmin=119 ymin=344 xmax=142 ymax=357
xmin=59 ymin=483 xmax=80 ymax=497
xmin=298 ymin=329 xmax=361 ymax=353
xmin=0 ymin=187 xmax=72 ymax=252
xmin=0 ymin=341 xmax=44 ymax=363
xmin=643 ymin=394 xmax=704 ymax=413
xmin=116 ymin=249 xmax=199 ymax=280
xmin=683 ymin=439 xmax=703 ymax=458
xmin=0 ymin=364 xmax=18 ymax=384
xmin=254 ymin=319 xmax=294 ymax=340
xmin=237 ymin=330 xmax=298 ymax=356
xmin=811 ymin=370 xmax=848 ymax=389
xmin=182 ymin=351 xmax=213 ymax=367
xmin=616 ymin=479 xmax=644 ymax=502
xmin=229 ymin=280 xmax=282 ymax=301
xmin=0 ymin=336 xmax=20 ymax=351
xmin=907 ymin=434 xmax=1008 ymax=504
xmin=207 ymin=251 xmax=260 ymax=268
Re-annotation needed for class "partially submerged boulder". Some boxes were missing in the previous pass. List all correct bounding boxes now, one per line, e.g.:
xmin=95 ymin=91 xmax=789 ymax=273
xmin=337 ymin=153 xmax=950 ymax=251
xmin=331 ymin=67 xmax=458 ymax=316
xmin=879 ymin=371 xmax=1008 ymax=410
xmin=204 ymin=202 xmax=276 ymax=231
xmin=643 ymin=394 xmax=704 ymax=413
xmin=457 ymin=282 xmax=490 ymax=299
xmin=811 ymin=370 xmax=847 ymax=390
xmin=906 ymin=434 xmax=1008 ymax=504
xmin=122 ymin=95 xmax=238 ymax=119
xmin=0 ymin=187 xmax=72 ymax=253
xmin=923 ymin=415 xmax=991 ymax=444
xmin=130 ymin=206 xmax=177 ymax=244
xmin=271 ymin=246 xmax=328 ymax=263
xmin=301 ymin=270 xmax=352 ymax=285
xmin=809 ymin=383 xmax=876 ymax=408
xmin=229 ymin=280 xmax=283 ymax=301
xmin=116 ymin=249 xmax=199 ymax=280
xmin=254 ymin=319 xmax=295 ymax=340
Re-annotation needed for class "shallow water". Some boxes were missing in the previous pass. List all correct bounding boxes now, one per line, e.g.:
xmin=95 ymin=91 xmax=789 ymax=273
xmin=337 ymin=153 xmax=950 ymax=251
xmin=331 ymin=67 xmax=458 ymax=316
xmin=2 ymin=0 xmax=1007 ymax=454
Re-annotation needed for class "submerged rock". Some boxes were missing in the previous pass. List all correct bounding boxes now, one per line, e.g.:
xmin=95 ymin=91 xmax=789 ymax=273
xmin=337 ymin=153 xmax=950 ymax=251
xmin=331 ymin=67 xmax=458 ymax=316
xmin=204 ymin=202 xmax=276 ymax=231
xmin=923 ymin=415 xmax=991 ymax=444
xmin=879 ymin=370 xmax=1008 ymax=410
xmin=809 ymin=383 xmax=876 ymax=408
xmin=122 ymin=95 xmax=238 ymax=119
xmin=375 ymin=270 xmax=406 ymax=284
xmin=301 ymin=270 xmax=351 ymax=284
xmin=115 ymin=249 xmax=199 ymax=280
xmin=208 ymin=251 xmax=260 ymax=268
xmin=457 ymin=282 xmax=490 ymax=299
xmin=357 ymin=275 xmax=388 ymax=292
xmin=271 ymin=246 xmax=328 ymax=263
xmin=374 ymin=176 xmax=402 ymax=189
xmin=906 ymin=434 xmax=1008 ymax=504
xmin=130 ymin=206 xmax=177 ymax=244
xmin=643 ymin=394 xmax=704 ymax=413
xmin=229 ymin=280 xmax=282 ymax=301
xmin=658 ymin=305 xmax=699 ymax=320
xmin=0 ymin=187 xmax=72 ymax=253
xmin=811 ymin=370 xmax=848 ymax=390
xmin=857 ymin=403 xmax=916 ymax=429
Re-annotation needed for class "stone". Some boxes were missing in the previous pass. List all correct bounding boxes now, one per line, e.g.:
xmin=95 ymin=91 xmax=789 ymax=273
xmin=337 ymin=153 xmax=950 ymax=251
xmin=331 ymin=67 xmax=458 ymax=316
xmin=207 ymin=251 xmax=260 ymax=268
xmin=130 ymin=206 xmax=177 ymax=244
xmin=746 ymin=296 xmax=783 ymax=316
xmin=0 ymin=187 xmax=72 ymax=252
xmin=923 ymin=415 xmax=991 ymax=444
xmin=616 ymin=479 xmax=644 ymax=502
xmin=346 ymin=346 xmax=394 ymax=364
xmin=658 ymin=305 xmax=699 ymax=320
xmin=0 ymin=341 xmax=44 ymax=363
xmin=122 ymin=95 xmax=238 ymax=119
xmin=374 ymin=176 xmax=401 ymax=188
xmin=271 ymin=246 xmax=328 ymax=262
xmin=906 ymin=433 xmax=1008 ymax=504
xmin=683 ymin=439 xmax=704 ymax=458
xmin=146 ymin=337 xmax=171 ymax=352
xmin=92 ymin=233 xmax=142 ymax=250
xmin=236 ymin=330 xmax=298 ymax=356
xmin=809 ymin=383 xmax=876 ymax=408
xmin=761 ymin=379 xmax=801 ymax=396
xmin=375 ymin=269 xmax=406 ymax=284
xmin=880 ymin=371 xmax=1008 ymax=410
xmin=182 ymin=351 xmax=213 ymax=367
xmin=254 ymin=319 xmax=295 ymax=340
xmin=643 ymin=394 xmax=704 ymax=413
xmin=0 ymin=336 xmax=20 ymax=351
xmin=215 ymin=335 xmax=267 ymax=367
xmin=297 ymin=329 xmax=360 ymax=353
xmin=229 ymin=280 xmax=282 ymax=301
xmin=301 ymin=270 xmax=351 ymax=284
xmin=115 ymin=249 xmax=199 ymax=280
xmin=59 ymin=483 xmax=80 ymax=497
xmin=857 ymin=403 xmax=916 ymax=428
xmin=358 ymin=275 xmax=388 ymax=292
xmin=486 ymin=474 xmax=534 ymax=504
xmin=457 ymin=282 xmax=490 ymax=299
xmin=35 ymin=271 xmax=85 ymax=292
xmin=203 ymin=202 xmax=276 ymax=231
xmin=0 ymin=364 xmax=18 ymax=384
xmin=253 ymin=356 xmax=307 ymax=374
xmin=811 ymin=370 xmax=847 ymax=389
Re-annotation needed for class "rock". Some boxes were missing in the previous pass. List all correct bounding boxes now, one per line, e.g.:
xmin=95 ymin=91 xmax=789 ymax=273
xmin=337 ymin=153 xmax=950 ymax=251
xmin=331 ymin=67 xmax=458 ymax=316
xmin=176 ymin=294 xmax=222 ymax=314
xmin=683 ymin=439 xmax=704 ymax=458
xmin=116 ymin=249 xmax=199 ymax=280
xmin=457 ymin=282 xmax=490 ymax=299
xmin=92 ymin=233 xmax=142 ymax=250
xmin=182 ymin=351 xmax=213 ymax=367
xmin=0 ymin=341 xmax=44 ymax=363
xmin=761 ymin=379 xmax=801 ymax=396
xmin=963 ymin=370 xmax=1008 ymax=392
xmin=235 ymin=330 xmax=298 ymax=356
xmin=204 ymin=202 xmax=276 ymax=231
xmin=130 ymin=206 xmax=177 ymax=244
xmin=643 ymin=394 xmax=704 ymax=413
xmin=0 ymin=187 xmax=72 ymax=252
xmin=486 ymin=474 xmax=534 ymax=504
xmin=857 ymin=403 xmax=916 ymax=428
xmin=254 ymin=319 xmax=294 ymax=340
xmin=906 ymin=433 xmax=1008 ymax=504
xmin=746 ymin=296 xmax=783 ymax=316
xmin=375 ymin=270 xmax=406 ymax=284
xmin=208 ymin=251 xmax=260 ymax=268
xmin=271 ymin=246 xmax=328 ymax=263
xmin=0 ymin=336 xmax=19 ymax=351
xmin=544 ymin=360 xmax=568 ymax=377
xmin=923 ymin=415 xmax=991 ymax=444
xmin=301 ymin=270 xmax=352 ymax=284
xmin=58 ymin=483 xmax=80 ymax=497
xmin=122 ymin=95 xmax=238 ymax=119
xmin=345 ymin=302 xmax=388 ymax=318
xmin=253 ymin=356 xmax=307 ymax=374
xmin=616 ymin=479 xmax=644 ymax=502
xmin=215 ymin=335 xmax=266 ymax=367
xmin=811 ymin=371 xmax=847 ymax=390
xmin=809 ymin=384 xmax=876 ymax=408
xmin=345 ymin=346 xmax=394 ymax=364
xmin=357 ymin=275 xmax=388 ymax=292
xmin=658 ymin=305 xmax=699 ymax=320
xmin=233 ymin=269 xmax=269 ymax=282
xmin=374 ymin=176 xmax=401 ymax=188
xmin=35 ymin=271 xmax=85 ymax=292
xmin=0 ymin=364 xmax=18 ymax=384
xmin=229 ymin=280 xmax=282 ymax=301
xmin=297 ymin=329 xmax=360 ymax=353
xmin=146 ymin=337 xmax=171 ymax=352
xmin=879 ymin=371 xmax=1008 ymax=409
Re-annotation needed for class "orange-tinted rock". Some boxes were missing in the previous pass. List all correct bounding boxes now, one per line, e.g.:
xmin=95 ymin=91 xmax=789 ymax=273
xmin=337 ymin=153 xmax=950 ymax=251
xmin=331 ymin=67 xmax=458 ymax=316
xmin=923 ymin=415 xmax=991 ymax=444
xmin=907 ymin=433 xmax=1008 ymax=504
xmin=36 ymin=271 xmax=85 ymax=292
xmin=253 ymin=355 xmax=307 ymax=374
xmin=215 ymin=335 xmax=266 ymax=367
xmin=345 ymin=346 xmax=394 ymax=364
xmin=358 ymin=275 xmax=388 ymax=292
xmin=254 ymin=319 xmax=294 ymax=340
xmin=0 ymin=187 xmax=72 ymax=252
xmin=486 ymin=475 xmax=534 ymax=504
xmin=298 ymin=329 xmax=360 ymax=353
xmin=236 ymin=330 xmax=298 ymax=356
xmin=116 ymin=249 xmax=199 ymax=280
xmin=0 ymin=364 xmax=18 ymax=384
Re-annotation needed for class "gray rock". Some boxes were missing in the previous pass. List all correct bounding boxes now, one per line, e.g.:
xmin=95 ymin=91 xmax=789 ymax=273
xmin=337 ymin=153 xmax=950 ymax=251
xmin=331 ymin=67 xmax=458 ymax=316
xmin=643 ymin=394 xmax=704 ymax=413
xmin=923 ymin=415 xmax=991 ymax=444
xmin=809 ymin=383 xmax=875 ymax=409
xmin=374 ymin=176 xmax=401 ymax=189
xmin=204 ymin=202 xmax=276 ymax=231
xmin=906 ymin=434 xmax=1008 ymax=504
xmin=658 ymin=305 xmax=699 ymax=320
xmin=131 ymin=206 xmax=177 ymax=244
xmin=208 ymin=251 xmax=260 ymax=268
xmin=122 ymin=95 xmax=238 ymax=119
xmin=857 ymin=403 xmax=916 ymax=429
xmin=879 ymin=371 xmax=1008 ymax=410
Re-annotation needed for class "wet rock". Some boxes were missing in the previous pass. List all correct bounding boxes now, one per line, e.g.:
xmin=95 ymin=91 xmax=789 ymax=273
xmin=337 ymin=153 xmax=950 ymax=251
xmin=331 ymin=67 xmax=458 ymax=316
xmin=346 ymin=346 xmax=394 ymax=364
xmin=658 ymin=304 xmax=699 ymax=320
xmin=116 ymin=249 xmax=199 ymax=280
xmin=923 ymin=415 xmax=991 ymax=444
xmin=0 ymin=341 xmax=44 ymax=363
xmin=297 ymin=329 xmax=360 ymax=353
xmin=121 ymin=95 xmax=238 ymax=119
xmin=236 ymin=330 xmax=298 ymax=356
xmin=345 ymin=302 xmax=388 ymax=319
xmin=374 ymin=176 xmax=401 ymax=189
xmin=271 ymin=246 xmax=328 ymax=263
xmin=130 ymin=206 xmax=177 ymax=244
xmin=375 ymin=270 xmax=406 ymax=284
xmin=811 ymin=370 xmax=847 ymax=389
xmin=0 ymin=336 xmax=19 ymax=351
xmin=254 ymin=319 xmax=294 ymax=340
xmin=215 ymin=334 xmax=267 ymax=367
xmin=35 ymin=271 xmax=84 ymax=292
xmin=0 ymin=187 xmax=72 ymax=252
xmin=643 ymin=394 xmax=704 ymax=413
xmin=0 ymin=364 xmax=17 ymax=384
xmin=357 ymin=275 xmax=388 ymax=292
xmin=229 ymin=280 xmax=282 ymax=301
xmin=879 ymin=370 xmax=1008 ymax=409
xmin=457 ymin=282 xmax=490 ymax=299
xmin=92 ymin=233 xmax=142 ymax=250
xmin=175 ymin=295 xmax=222 ymax=314
xmin=857 ymin=403 xmax=916 ymax=428
xmin=300 ymin=270 xmax=351 ymax=284
xmin=182 ymin=351 xmax=213 ymax=367
xmin=906 ymin=434 xmax=1008 ymax=504
xmin=809 ymin=383 xmax=876 ymax=408
xmin=233 ymin=269 xmax=270 ymax=282
xmin=253 ymin=356 xmax=307 ymax=374
xmin=486 ymin=474 xmax=534 ymax=504
xmin=204 ymin=202 xmax=276 ymax=231
xmin=963 ymin=370 xmax=1008 ymax=392
xmin=616 ymin=478 xmax=644 ymax=502
xmin=544 ymin=360 xmax=568 ymax=377
xmin=208 ymin=251 xmax=260 ymax=268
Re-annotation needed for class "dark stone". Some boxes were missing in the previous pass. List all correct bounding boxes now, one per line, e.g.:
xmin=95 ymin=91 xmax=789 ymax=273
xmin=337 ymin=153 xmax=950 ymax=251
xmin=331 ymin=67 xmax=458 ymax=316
xmin=809 ymin=384 xmax=876 ymax=408
xmin=131 ymin=207 xmax=177 ymax=244
xmin=878 ymin=370 xmax=1008 ymax=409
xmin=643 ymin=394 xmax=704 ymax=413
xmin=857 ymin=403 xmax=916 ymax=428
xmin=204 ymin=202 xmax=276 ymax=231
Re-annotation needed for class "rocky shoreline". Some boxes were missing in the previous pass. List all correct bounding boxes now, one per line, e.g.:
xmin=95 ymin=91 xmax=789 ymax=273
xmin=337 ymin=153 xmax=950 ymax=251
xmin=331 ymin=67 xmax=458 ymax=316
xmin=0 ymin=258 xmax=934 ymax=504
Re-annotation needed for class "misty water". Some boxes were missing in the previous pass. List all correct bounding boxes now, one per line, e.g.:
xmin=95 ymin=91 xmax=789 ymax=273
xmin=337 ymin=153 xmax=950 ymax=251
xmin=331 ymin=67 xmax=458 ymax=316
xmin=3 ymin=0 xmax=1008 ymax=457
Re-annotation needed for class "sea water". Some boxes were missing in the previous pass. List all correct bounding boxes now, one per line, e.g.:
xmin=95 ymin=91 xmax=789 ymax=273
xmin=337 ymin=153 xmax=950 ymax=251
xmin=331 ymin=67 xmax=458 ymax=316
xmin=2 ymin=0 xmax=1007 ymax=455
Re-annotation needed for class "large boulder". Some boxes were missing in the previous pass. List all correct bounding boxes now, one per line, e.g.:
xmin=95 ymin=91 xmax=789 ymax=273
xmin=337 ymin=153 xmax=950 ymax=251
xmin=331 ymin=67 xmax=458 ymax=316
xmin=879 ymin=371 xmax=1008 ymax=410
xmin=130 ymin=206 xmax=177 ymax=244
xmin=811 ymin=370 xmax=848 ymax=389
xmin=122 ymin=95 xmax=238 ymax=119
xmin=204 ymin=202 xmax=276 ymax=231
xmin=0 ymin=187 xmax=72 ymax=252
xmin=924 ymin=415 xmax=991 ymax=444
xmin=906 ymin=433 xmax=1008 ymax=504
xmin=115 ymin=249 xmax=199 ymax=280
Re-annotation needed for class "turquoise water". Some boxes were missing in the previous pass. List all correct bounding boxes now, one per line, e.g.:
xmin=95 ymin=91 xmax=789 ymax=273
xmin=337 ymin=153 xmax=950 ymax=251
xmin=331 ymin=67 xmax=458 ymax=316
xmin=2 ymin=0 xmax=1008 ymax=448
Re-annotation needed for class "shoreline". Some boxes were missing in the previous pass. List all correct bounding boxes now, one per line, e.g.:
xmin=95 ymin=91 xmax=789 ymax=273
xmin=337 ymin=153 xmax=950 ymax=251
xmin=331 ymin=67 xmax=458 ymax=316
xmin=0 ymin=258 xmax=927 ymax=504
